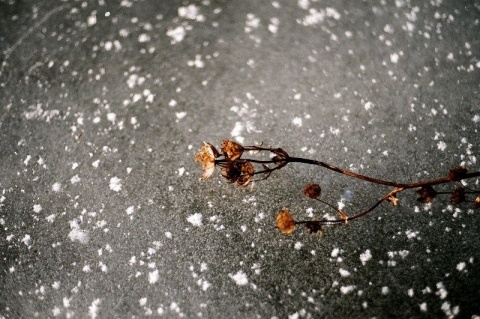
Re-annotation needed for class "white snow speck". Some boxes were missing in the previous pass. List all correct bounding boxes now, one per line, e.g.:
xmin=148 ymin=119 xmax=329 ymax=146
xmin=92 ymin=160 xmax=100 ymax=168
xmin=22 ymin=234 xmax=32 ymax=247
xmin=360 ymin=249 xmax=372 ymax=265
xmin=294 ymin=242 xmax=303 ymax=250
xmin=390 ymin=52 xmax=399 ymax=63
xmin=70 ymin=175 xmax=81 ymax=184
xmin=364 ymin=101 xmax=374 ymax=111
xmin=331 ymin=248 xmax=340 ymax=258
xmin=126 ymin=206 xmax=134 ymax=215
xmin=52 ymin=182 xmax=62 ymax=192
xmin=436 ymin=282 xmax=448 ymax=299
xmin=107 ymin=112 xmax=116 ymax=123
xmin=109 ymin=177 xmax=122 ymax=192
xmin=87 ymin=15 xmax=97 ymax=27
xmin=298 ymin=0 xmax=310 ymax=10
xmin=138 ymin=33 xmax=151 ymax=43
xmin=187 ymin=213 xmax=203 ymax=227
xmin=176 ymin=112 xmax=187 ymax=120
xmin=88 ymin=299 xmax=101 ymax=319
xmin=149 ymin=270 xmax=159 ymax=284
xmin=381 ymin=286 xmax=390 ymax=295
xmin=292 ymin=117 xmax=303 ymax=127
xmin=472 ymin=115 xmax=480 ymax=123
xmin=178 ymin=4 xmax=202 ymax=20
xmin=419 ymin=302 xmax=427 ymax=312
xmin=340 ymin=285 xmax=356 ymax=294
xmin=33 ymin=204 xmax=42 ymax=213
xmin=339 ymin=268 xmax=351 ymax=277
xmin=437 ymin=141 xmax=447 ymax=151
xmin=456 ymin=262 xmax=466 ymax=271
xmin=229 ymin=270 xmax=249 ymax=286
xmin=166 ymin=26 xmax=186 ymax=44
xmin=24 ymin=155 xmax=31 ymax=165
xmin=68 ymin=228 xmax=89 ymax=244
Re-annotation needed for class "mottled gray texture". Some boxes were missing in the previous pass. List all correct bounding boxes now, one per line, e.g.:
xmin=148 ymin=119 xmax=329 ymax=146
xmin=1 ymin=1 xmax=480 ymax=318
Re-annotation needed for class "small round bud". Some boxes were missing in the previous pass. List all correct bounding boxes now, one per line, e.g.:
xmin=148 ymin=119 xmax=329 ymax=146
xmin=276 ymin=209 xmax=296 ymax=235
xmin=450 ymin=187 xmax=466 ymax=205
xmin=304 ymin=183 xmax=322 ymax=199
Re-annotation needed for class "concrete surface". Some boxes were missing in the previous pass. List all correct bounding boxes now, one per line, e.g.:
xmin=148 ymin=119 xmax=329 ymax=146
xmin=1 ymin=0 xmax=480 ymax=318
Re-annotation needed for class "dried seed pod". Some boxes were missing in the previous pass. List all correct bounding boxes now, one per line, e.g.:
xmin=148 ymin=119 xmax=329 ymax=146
xmin=447 ymin=166 xmax=468 ymax=181
xmin=276 ymin=209 xmax=296 ymax=235
xmin=305 ymin=221 xmax=323 ymax=235
xmin=304 ymin=183 xmax=322 ymax=199
xmin=221 ymin=139 xmax=244 ymax=161
xmin=220 ymin=162 xmax=242 ymax=183
xmin=416 ymin=186 xmax=437 ymax=204
xmin=195 ymin=142 xmax=219 ymax=180
xmin=450 ymin=187 xmax=466 ymax=205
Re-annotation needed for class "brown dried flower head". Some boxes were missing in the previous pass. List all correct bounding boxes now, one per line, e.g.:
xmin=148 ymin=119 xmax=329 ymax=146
xmin=276 ymin=209 xmax=296 ymax=235
xmin=304 ymin=183 xmax=322 ymax=199
xmin=220 ymin=161 xmax=255 ymax=187
xmin=447 ymin=166 xmax=468 ymax=181
xmin=195 ymin=142 xmax=219 ymax=180
xmin=220 ymin=162 xmax=242 ymax=183
xmin=450 ymin=186 xmax=466 ymax=205
xmin=221 ymin=139 xmax=244 ymax=161
xmin=305 ymin=221 xmax=323 ymax=235
xmin=237 ymin=161 xmax=255 ymax=187
xmin=416 ymin=185 xmax=437 ymax=204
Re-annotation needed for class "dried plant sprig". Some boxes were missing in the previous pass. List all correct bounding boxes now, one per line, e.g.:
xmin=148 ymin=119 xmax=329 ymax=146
xmin=195 ymin=140 xmax=480 ymax=235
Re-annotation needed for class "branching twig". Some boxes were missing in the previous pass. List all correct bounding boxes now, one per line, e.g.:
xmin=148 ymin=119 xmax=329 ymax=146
xmin=194 ymin=140 xmax=480 ymax=235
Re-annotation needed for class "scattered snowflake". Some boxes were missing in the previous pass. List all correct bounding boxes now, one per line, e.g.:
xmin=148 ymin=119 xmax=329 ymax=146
xmin=340 ymin=285 xmax=356 ymax=294
xmin=68 ymin=228 xmax=89 ymax=244
xmin=294 ymin=242 xmax=303 ymax=250
xmin=88 ymin=299 xmax=101 ymax=319
xmin=390 ymin=52 xmax=399 ymax=63
xmin=176 ymin=112 xmax=187 ymax=120
xmin=22 ymin=234 xmax=32 ymax=247
xmin=229 ymin=270 xmax=249 ymax=286
xmin=339 ymin=268 xmax=351 ymax=277
xmin=456 ymin=262 xmax=466 ymax=271
xmin=187 ymin=213 xmax=203 ymax=227
xmin=33 ymin=204 xmax=42 ymax=213
xmin=70 ymin=175 xmax=81 ymax=184
xmin=149 ymin=270 xmax=159 ymax=284
xmin=167 ymin=26 xmax=186 ymax=44
xmin=292 ymin=117 xmax=303 ymax=127
xmin=52 ymin=182 xmax=62 ymax=192
xmin=360 ymin=249 xmax=372 ymax=265
xmin=381 ymin=286 xmax=390 ymax=295
xmin=437 ymin=141 xmax=447 ymax=151
xmin=364 ymin=101 xmax=374 ymax=111
xmin=109 ymin=177 xmax=122 ymax=192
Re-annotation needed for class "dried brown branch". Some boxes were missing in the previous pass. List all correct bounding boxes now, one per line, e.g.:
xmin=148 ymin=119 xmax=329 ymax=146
xmin=194 ymin=139 xmax=480 ymax=235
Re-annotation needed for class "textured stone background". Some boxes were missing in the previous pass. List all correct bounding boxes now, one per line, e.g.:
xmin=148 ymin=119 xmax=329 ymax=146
xmin=1 ymin=1 xmax=479 ymax=318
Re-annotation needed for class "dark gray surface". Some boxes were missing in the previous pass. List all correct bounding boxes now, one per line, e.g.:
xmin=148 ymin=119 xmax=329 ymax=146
xmin=1 ymin=1 xmax=480 ymax=318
